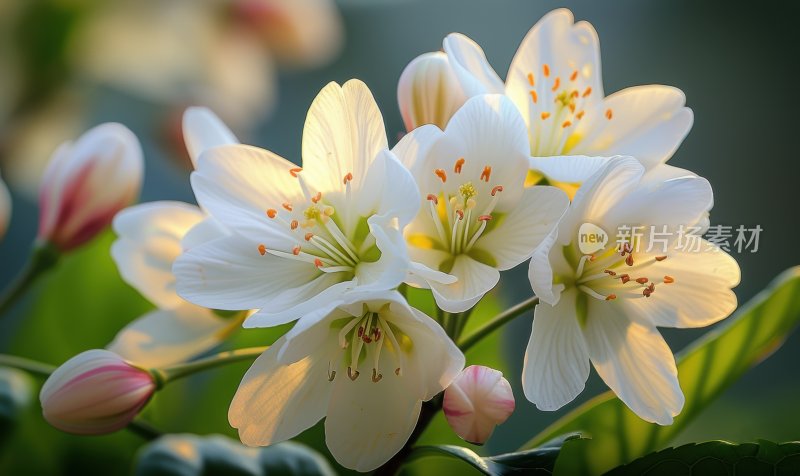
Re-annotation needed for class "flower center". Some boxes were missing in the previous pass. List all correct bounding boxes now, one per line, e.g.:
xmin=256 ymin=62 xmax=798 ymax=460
xmin=328 ymin=307 xmax=412 ymax=383
xmin=420 ymin=158 xmax=504 ymax=258
xmin=564 ymin=238 xmax=676 ymax=303
xmin=257 ymin=169 xmax=380 ymax=276
xmin=524 ymin=63 xmax=614 ymax=156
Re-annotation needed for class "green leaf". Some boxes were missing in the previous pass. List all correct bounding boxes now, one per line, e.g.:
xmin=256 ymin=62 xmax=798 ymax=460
xmin=409 ymin=433 xmax=584 ymax=476
xmin=521 ymin=267 xmax=800 ymax=475
xmin=135 ymin=434 xmax=336 ymax=476
xmin=606 ymin=440 xmax=800 ymax=476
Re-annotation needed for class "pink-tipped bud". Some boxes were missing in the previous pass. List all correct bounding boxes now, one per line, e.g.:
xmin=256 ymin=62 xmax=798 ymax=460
xmin=397 ymin=52 xmax=467 ymax=132
xmin=0 ymin=173 xmax=10 ymax=240
xmin=443 ymin=365 xmax=515 ymax=445
xmin=37 ymin=123 xmax=144 ymax=252
xmin=40 ymin=350 xmax=155 ymax=435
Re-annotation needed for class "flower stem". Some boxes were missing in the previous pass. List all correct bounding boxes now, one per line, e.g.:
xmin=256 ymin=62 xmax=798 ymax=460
xmin=457 ymin=296 xmax=539 ymax=352
xmin=0 ymin=242 xmax=60 ymax=319
xmin=150 ymin=346 xmax=268 ymax=387
xmin=0 ymin=354 xmax=56 ymax=377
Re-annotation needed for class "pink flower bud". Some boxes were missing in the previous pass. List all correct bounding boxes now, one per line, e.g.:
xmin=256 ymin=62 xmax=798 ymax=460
xmin=397 ymin=52 xmax=467 ymax=132
xmin=40 ymin=350 xmax=155 ymax=435
xmin=37 ymin=123 xmax=143 ymax=252
xmin=0 ymin=173 xmax=10 ymax=240
xmin=443 ymin=365 xmax=515 ymax=445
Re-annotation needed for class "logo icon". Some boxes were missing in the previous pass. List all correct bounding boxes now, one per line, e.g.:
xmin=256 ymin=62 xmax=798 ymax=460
xmin=578 ymin=223 xmax=608 ymax=254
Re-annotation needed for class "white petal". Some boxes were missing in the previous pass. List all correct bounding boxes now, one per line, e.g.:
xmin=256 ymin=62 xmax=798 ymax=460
xmin=325 ymin=372 xmax=421 ymax=472
xmin=191 ymin=144 xmax=304 ymax=243
xmin=505 ymin=9 xmax=603 ymax=128
xmin=571 ymin=86 xmax=693 ymax=168
xmin=443 ymin=94 xmax=530 ymax=206
xmin=229 ymin=344 xmax=333 ymax=446
xmin=391 ymin=124 xmax=444 ymax=173
xmin=403 ymin=304 xmax=465 ymax=399
xmin=442 ymin=33 xmax=505 ymax=96
xmin=173 ymin=233 xmax=321 ymax=313
xmin=361 ymin=150 xmax=421 ymax=228
xmin=522 ymin=290 xmax=589 ymax=411
xmin=528 ymin=155 xmax=609 ymax=185
xmin=474 ymin=185 xmax=568 ymax=270
xmin=181 ymin=217 xmax=229 ymax=251
xmin=567 ymin=156 xmax=643 ymax=231
xmin=527 ymin=227 xmax=562 ymax=305
xmin=301 ymin=80 xmax=388 ymax=195
xmin=406 ymin=261 xmax=458 ymax=287
xmin=624 ymin=242 xmax=739 ymax=328
xmin=107 ymin=302 xmax=234 ymax=367
xmin=243 ymin=279 xmax=355 ymax=329
xmin=111 ymin=201 xmax=205 ymax=309
xmin=182 ymin=107 xmax=239 ymax=169
xmin=583 ymin=303 xmax=684 ymax=425
xmin=430 ymin=255 xmax=500 ymax=313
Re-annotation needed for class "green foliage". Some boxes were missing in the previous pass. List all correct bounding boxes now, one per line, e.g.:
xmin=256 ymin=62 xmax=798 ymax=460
xmin=521 ymin=266 xmax=800 ymax=475
xmin=606 ymin=440 xmax=800 ymax=476
xmin=408 ymin=433 xmax=584 ymax=476
xmin=135 ymin=434 xmax=335 ymax=476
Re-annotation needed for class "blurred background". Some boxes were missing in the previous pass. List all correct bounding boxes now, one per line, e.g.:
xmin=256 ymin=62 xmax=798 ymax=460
xmin=1 ymin=0 xmax=799 ymax=474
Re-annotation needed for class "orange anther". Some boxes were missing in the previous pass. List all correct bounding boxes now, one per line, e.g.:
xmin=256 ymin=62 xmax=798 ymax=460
xmin=625 ymin=254 xmax=634 ymax=266
xmin=266 ymin=209 xmax=277 ymax=218
xmin=541 ymin=111 xmax=551 ymax=120
xmin=426 ymin=193 xmax=439 ymax=204
xmin=530 ymin=90 xmax=538 ymax=103
xmin=289 ymin=167 xmax=302 ymax=177
xmin=606 ymin=294 xmax=617 ymax=301
xmin=582 ymin=87 xmax=592 ymax=98
xmin=576 ymin=110 xmax=586 ymax=120
xmin=527 ymin=72 xmax=535 ymax=86
xmin=480 ymin=166 xmax=492 ymax=182
xmin=343 ymin=172 xmax=353 ymax=184
xmin=569 ymin=103 xmax=576 ymax=113
xmin=311 ymin=192 xmax=322 ymax=203
xmin=570 ymin=70 xmax=578 ymax=81
xmin=543 ymin=64 xmax=550 ymax=77
xmin=292 ymin=246 xmax=301 ymax=255
xmin=635 ymin=277 xmax=649 ymax=284
xmin=456 ymin=209 xmax=464 ymax=220
xmin=290 ymin=220 xmax=299 ymax=230
xmin=304 ymin=233 xmax=314 ymax=241
xmin=454 ymin=157 xmax=465 ymax=173
xmin=434 ymin=168 xmax=447 ymax=183
xmin=620 ymin=274 xmax=630 ymax=284
xmin=663 ymin=275 xmax=675 ymax=284
xmin=562 ymin=120 xmax=572 ymax=128
xmin=551 ymin=77 xmax=561 ymax=91
xmin=282 ymin=202 xmax=293 ymax=212
xmin=605 ymin=108 xmax=613 ymax=120
xmin=478 ymin=214 xmax=493 ymax=221
xmin=655 ymin=255 xmax=668 ymax=261
xmin=604 ymin=269 xmax=616 ymax=276
xmin=491 ymin=185 xmax=504 ymax=196
xmin=314 ymin=258 xmax=323 ymax=268
xmin=257 ymin=244 xmax=266 ymax=256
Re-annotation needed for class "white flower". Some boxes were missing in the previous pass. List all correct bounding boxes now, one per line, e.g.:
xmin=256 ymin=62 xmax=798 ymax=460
xmin=38 ymin=123 xmax=143 ymax=252
xmin=401 ymin=9 xmax=693 ymax=187
xmin=523 ymin=157 xmax=740 ymax=424
xmin=397 ymin=52 xmax=467 ymax=131
xmin=228 ymin=291 xmax=464 ymax=472
xmin=393 ymin=94 xmax=569 ymax=312
xmin=174 ymin=80 xmax=420 ymax=327
xmin=109 ymin=108 xmax=241 ymax=367
xmin=0 ymin=171 xmax=10 ymax=240
xmin=443 ymin=365 xmax=515 ymax=445
xmin=40 ymin=350 xmax=155 ymax=435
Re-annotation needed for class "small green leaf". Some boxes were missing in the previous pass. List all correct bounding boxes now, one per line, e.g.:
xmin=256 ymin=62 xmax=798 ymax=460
xmin=522 ymin=267 xmax=800 ymax=475
xmin=409 ymin=433 xmax=584 ymax=475
xmin=606 ymin=440 xmax=800 ymax=476
xmin=135 ymin=434 xmax=335 ymax=476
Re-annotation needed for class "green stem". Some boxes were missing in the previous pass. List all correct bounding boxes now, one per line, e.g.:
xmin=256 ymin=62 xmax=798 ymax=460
xmin=0 ymin=354 xmax=56 ymax=377
xmin=0 ymin=242 xmax=60 ymax=318
xmin=457 ymin=296 xmax=539 ymax=352
xmin=150 ymin=346 xmax=268 ymax=387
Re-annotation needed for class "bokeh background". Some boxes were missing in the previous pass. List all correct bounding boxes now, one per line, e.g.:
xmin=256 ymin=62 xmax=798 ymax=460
xmin=1 ymin=0 xmax=799 ymax=474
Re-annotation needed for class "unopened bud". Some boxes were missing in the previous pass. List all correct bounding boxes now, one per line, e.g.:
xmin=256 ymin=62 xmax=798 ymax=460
xmin=40 ymin=350 xmax=155 ymax=435
xmin=397 ymin=52 xmax=467 ymax=131
xmin=0 ymin=173 xmax=10 ymax=240
xmin=37 ymin=123 xmax=143 ymax=252
xmin=443 ymin=365 xmax=515 ymax=445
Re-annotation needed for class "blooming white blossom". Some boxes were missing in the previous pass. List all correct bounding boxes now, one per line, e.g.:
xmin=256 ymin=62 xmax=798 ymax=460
xmin=174 ymin=80 xmax=420 ymax=327
xmin=397 ymin=52 xmax=467 ymax=131
xmin=109 ymin=108 xmax=240 ymax=367
xmin=37 ymin=123 xmax=143 ymax=252
xmin=228 ymin=291 xmax=464 ymax=472
xmin=40 ymin=350 xmax=155 ymax=435
xmin=393 ymin=94 xmax=569 ymax=312
xmin=524 ymin=157 xmax=740 ymax=424
xmin=443 ymin=365 xmax=515 ymax=445
xmin=399 ymin=9 xmax=693 ymax=189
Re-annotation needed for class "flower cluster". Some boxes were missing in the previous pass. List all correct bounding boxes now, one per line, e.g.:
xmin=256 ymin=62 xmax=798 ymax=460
xmin=26 ymin=8 xmax=740 ymax=474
